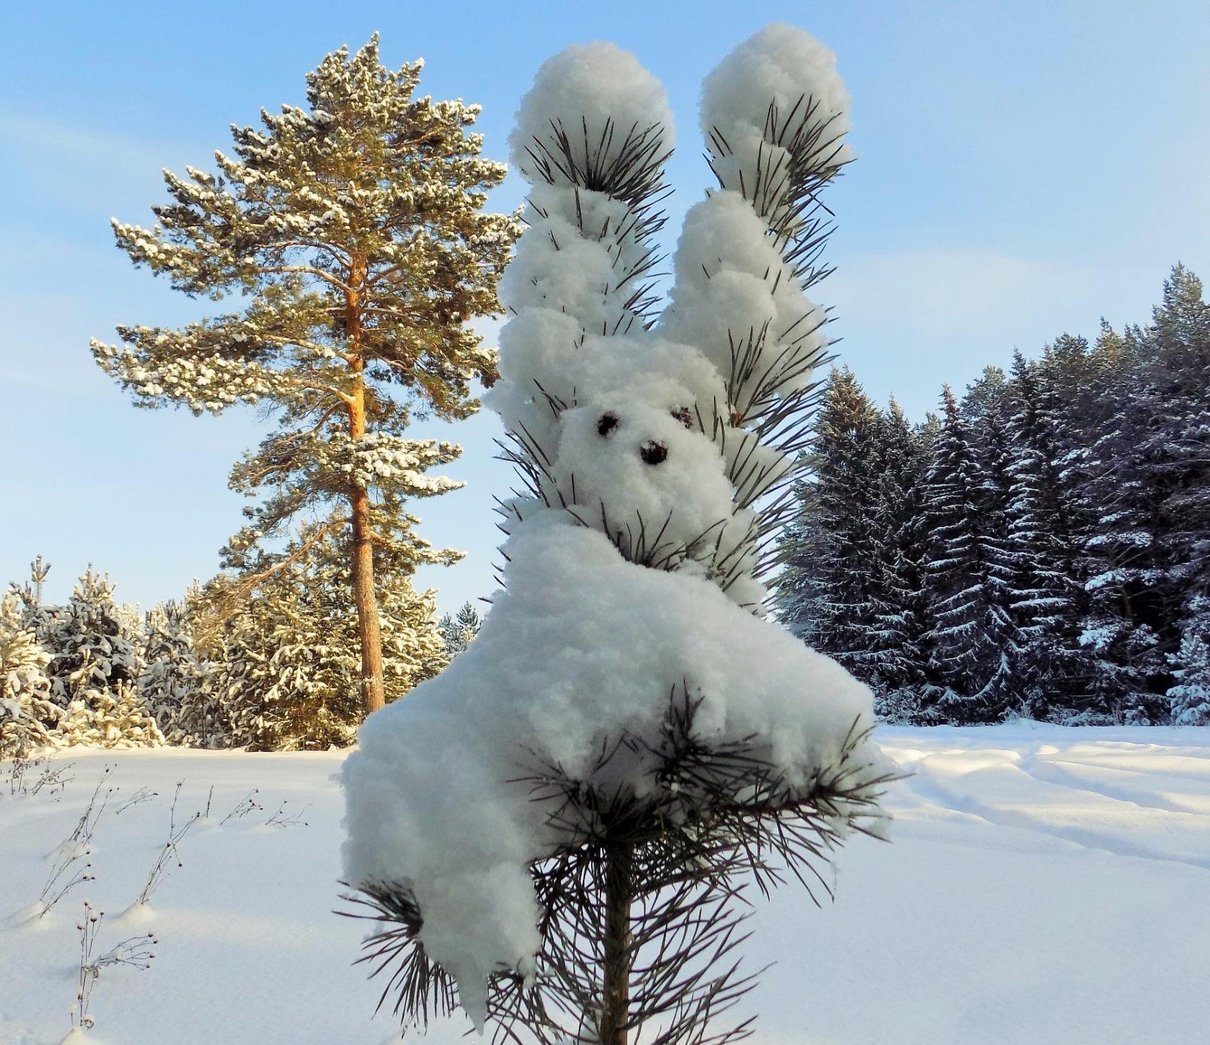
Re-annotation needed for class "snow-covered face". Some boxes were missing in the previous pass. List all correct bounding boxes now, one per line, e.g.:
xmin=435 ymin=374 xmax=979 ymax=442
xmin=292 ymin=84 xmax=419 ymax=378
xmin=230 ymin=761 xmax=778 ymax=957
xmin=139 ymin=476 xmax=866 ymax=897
xmin=552 ymin=402 xmax=735 ymax=564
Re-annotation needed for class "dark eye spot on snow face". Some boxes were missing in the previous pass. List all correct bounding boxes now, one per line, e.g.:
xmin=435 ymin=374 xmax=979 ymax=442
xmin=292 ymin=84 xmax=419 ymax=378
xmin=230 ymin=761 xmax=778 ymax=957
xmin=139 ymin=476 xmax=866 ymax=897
xmin=597 ymin=412 xmax=620 ymax=437
xmin=640 ymin=440 xmax=668 ymax=465
xmin=670 ymin=406 xmax=694 ymax=429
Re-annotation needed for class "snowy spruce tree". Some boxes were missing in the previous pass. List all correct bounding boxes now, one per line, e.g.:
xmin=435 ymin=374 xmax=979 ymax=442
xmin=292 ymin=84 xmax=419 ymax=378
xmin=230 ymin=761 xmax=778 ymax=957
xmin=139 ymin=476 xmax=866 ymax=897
xmin=203 ymin=524 xmax=447 ymax=750
xmin=342 ymin=26 xmax=891 ymax=1044
xmin=438 ymin=600 xmax=483 ymax=656
xmin=1169 ymin=597 xmax=1210 ymax=726
xmin=1002 ymin=351 xmax=1089 ymax=718
xmin=866 ymin=400 xmax=934 ymax=718
xmin=38 ymin=569 xmax=162 ymax=749
xmin=139 ymin=596 xmax=212 ymax=744
xmin=963 ymin=368 xmax=1022 ymax=714
xmin=919 ymin=386 xmax=1016 ymax=722
xmin=1073 ymin=337 xmax=1174 ymax=721
xmin=0 ymin=593 xmax=60 ymax=758
xmin=1135 ymin=266 xmax=1210 ymax=696
xmin=92 ymin=36 xmax=522 ymax=716
xmin=779 ymin=367 xmax=884 ymax=679
xmin=777 ymin=267 xmax=1208 ymax=725
xmin=779 ymin=390 xmax=935 ymax=722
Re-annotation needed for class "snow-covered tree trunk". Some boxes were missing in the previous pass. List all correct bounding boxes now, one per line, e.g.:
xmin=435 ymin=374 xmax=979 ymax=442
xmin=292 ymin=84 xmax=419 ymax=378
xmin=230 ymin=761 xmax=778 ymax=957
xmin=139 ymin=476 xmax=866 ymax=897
xmin=349 ymin=479 xmax=386 ymax=715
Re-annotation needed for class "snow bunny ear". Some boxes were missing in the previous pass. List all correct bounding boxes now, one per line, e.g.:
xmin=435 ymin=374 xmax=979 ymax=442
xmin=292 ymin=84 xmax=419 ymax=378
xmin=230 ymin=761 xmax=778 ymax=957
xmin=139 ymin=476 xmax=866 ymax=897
xmin=487 ymin=42 xmax=682 ymax=482
xmin=700 ymin=23 xmax=853 ymax=226
xmin=508 ymin=42 xmax=675 ymax=198
xmin=650 ymin=24 xmax=854 ymax=601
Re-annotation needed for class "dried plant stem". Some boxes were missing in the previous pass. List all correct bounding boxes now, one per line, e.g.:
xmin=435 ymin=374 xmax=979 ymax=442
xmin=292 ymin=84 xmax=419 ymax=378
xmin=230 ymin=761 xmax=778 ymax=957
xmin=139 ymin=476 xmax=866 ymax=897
xmin=71 ymin=901 xmax=158 ymax=1034
xmin=137 ymin=781 xmax=199 ymax=905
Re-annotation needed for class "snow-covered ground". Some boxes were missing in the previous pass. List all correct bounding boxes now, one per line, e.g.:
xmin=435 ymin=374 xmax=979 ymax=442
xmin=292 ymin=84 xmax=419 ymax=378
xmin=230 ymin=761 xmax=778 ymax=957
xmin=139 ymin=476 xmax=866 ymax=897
xmin=2 ymin=723 xmax=1207 ymax=1045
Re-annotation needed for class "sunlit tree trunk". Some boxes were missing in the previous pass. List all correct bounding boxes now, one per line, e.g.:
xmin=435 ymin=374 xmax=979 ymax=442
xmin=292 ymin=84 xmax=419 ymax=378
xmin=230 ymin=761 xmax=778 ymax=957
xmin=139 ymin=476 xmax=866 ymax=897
xmin=347 ymin=256 xmax=386 ymax=716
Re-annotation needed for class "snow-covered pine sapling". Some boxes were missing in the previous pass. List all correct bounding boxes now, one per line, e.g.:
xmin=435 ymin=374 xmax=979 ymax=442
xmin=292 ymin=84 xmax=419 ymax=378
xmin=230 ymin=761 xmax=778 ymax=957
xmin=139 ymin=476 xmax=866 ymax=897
xmin=342 ymin=24 xmax=894 ymax=1045
xmin=136 ymin=782 xmax=199 ymax=906
xmin=70 ymin=901 xmax=157 ymax=1035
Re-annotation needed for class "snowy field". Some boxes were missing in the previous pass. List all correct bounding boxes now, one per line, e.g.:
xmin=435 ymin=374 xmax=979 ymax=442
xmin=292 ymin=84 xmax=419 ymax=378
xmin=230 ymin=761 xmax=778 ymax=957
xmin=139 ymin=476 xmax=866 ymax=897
xmin=2 ymin=723 xmax=1207 ymax=1045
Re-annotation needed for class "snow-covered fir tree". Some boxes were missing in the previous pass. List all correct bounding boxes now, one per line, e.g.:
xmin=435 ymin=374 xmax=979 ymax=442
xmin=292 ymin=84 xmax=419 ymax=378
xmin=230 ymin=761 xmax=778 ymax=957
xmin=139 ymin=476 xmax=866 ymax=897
xmin=1074 ymin=328 xmax=1175 ymax=723
xmin=1169 ymin=597 xmax=1210 ymax=726
xmin=92 ymin=36 xmax=522 ymax=717
xmin=779 ymin=265 xmax=1209 ymax=726
xmin=1138 ymin=265 xmax=1210 ymax=684
xmin=438 ymin=601 xmax=482 ymax=657
xmin=779 ymin=389 xmax=940 ymax=721
xmin=139 ymin=595 xmax=212 ymax=744
xmin=918 ymin=386 xmax=1016 ymax=721
xmin=343 ymin=25 xmax=890 ymax=1043
xmin=36 ymin=568 xmax=162 ymax=748
xmin=779 ymin=368 xmax=883 ymax=676
xmin=1002 ymin=351 xmax=1090 ymax=718
xmin=867 ymin=400 xmax=934 ymax=719
xmin=0 ymin=593 xmax=60 ymax=758
xmin=962 ymin=368 xmax=1022 ymax=714
xmin=203 ymin=522 xmax=448 ymax=750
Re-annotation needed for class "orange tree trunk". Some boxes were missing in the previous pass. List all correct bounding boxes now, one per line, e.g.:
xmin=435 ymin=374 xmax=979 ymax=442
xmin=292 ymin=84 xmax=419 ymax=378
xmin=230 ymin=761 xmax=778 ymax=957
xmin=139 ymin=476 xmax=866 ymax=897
xmin=346 ymin=256 xmax=386 ymax=718
xmin=350 ymin=480 xmax=386 ymax=716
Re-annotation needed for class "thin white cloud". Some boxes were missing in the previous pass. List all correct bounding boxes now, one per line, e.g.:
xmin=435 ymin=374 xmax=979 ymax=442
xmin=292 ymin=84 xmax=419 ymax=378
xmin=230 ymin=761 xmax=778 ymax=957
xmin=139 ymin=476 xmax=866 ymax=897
xmin=0 ymin=112 xmax=180 ymax=179
xmin=826 ymin=249 xmax=1094 ymax=342
xmin=815 ymin=248 xmax=1130 ymax=415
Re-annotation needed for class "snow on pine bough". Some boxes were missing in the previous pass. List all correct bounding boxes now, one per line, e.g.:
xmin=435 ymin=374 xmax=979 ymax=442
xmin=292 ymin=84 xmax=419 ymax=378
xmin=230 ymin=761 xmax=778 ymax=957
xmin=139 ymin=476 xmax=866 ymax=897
xmin=343 ymin=687 xmax=890 ymax=1041
xmin=341 ymin=22 xmax=894 ymax=1045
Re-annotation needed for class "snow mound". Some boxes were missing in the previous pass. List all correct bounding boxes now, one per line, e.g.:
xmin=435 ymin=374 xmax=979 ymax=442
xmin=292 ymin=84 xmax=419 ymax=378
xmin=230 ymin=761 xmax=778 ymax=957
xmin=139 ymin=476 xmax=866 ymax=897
xmin=342 ymin=513 xmax=887 ymax=1023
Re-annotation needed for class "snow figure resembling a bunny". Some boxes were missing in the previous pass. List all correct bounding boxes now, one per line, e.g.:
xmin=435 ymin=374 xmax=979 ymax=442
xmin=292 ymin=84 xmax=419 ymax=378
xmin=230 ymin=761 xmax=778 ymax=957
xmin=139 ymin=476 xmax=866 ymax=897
xmin=342 ymin=26 xmax=893 ymax=1044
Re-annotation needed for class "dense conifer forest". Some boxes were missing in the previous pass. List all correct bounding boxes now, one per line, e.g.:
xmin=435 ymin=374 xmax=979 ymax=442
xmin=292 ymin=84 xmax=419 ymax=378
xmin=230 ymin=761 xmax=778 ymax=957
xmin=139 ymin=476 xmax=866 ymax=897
xmin=778 ymin=264 xmax=1210 ymax=726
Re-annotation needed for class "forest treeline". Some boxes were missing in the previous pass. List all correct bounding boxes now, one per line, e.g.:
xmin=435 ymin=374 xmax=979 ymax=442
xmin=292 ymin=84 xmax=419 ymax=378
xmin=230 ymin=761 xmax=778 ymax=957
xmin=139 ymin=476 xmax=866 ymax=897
xmin=4 ymin=266 xmax=1206 ymax=756
xmin=778 ymin=264 xmax=1210 ymax=726
xmin=0 ymin=554 xmax=481 ymax=757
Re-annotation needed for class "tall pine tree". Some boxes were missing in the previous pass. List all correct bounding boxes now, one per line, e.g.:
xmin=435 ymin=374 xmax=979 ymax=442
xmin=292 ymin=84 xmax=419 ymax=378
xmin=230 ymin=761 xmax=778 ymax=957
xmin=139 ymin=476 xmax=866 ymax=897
xmin=92 ymin=37 xmax=522 ymax=716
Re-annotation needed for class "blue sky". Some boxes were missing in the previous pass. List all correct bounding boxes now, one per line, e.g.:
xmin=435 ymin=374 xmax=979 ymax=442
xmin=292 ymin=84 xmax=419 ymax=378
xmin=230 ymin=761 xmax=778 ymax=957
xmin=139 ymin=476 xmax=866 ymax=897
xmin=2 ymin=0 xmax=1208 ymax=614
